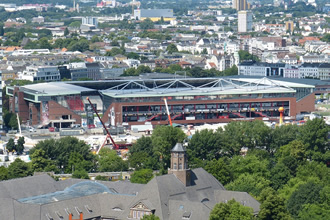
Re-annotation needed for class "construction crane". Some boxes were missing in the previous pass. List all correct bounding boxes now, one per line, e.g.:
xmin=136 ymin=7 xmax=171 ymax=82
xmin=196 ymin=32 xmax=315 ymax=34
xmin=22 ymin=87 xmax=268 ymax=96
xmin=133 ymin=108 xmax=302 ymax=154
xmin=86 ymin=97 xmax=131 ymax=153
xmin=163 ymin=98 xmax=173 ymax=126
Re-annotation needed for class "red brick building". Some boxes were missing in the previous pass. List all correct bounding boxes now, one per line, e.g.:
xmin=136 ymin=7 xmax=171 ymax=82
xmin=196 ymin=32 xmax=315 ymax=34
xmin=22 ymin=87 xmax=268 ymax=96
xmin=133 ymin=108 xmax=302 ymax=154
xmin=7 ymin=77 xmax=321 ymax=128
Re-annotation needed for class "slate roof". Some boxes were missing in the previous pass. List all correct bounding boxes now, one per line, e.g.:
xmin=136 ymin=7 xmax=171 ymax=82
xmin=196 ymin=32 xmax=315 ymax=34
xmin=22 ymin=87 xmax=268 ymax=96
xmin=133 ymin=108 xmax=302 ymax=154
xmin=171 ymin=143 xmax=185 ymax=152
xmin=0 ymin=169 xmax=260 ymax=220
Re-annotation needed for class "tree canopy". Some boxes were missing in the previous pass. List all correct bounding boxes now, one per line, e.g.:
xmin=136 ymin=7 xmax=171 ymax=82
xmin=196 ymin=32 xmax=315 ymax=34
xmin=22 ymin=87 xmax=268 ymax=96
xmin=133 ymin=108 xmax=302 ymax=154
xmin=209 ymin=199 xmax=254 ymax=220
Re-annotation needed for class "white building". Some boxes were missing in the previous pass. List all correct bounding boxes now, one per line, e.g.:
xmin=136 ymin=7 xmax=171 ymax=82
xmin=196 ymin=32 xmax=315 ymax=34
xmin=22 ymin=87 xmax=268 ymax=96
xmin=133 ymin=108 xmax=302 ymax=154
xmin=238 ymin=11 xmax=252 ymax=33
xmin=284 ymin=66 xmax=300 ymax=78
xmin=82 ymin=17 xmax=98 ymax=28
xmin=67 ymin=62 xmax=88 ymax=81
xmin=20 ymin=66 xmax=60 ymax=82
xmin=299 ymin=63 xmax=319 ymax=79
xmin=238 ymin=62 xmax=285 ymax=76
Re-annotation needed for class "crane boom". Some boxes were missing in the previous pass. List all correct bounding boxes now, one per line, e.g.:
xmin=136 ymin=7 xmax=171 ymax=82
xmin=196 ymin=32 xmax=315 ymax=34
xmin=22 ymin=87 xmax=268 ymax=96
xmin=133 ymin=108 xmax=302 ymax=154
xmin=86 ymin=97 xmax=118 ymax=150
xmin=163 ymin=98 xmax=173 ymax=126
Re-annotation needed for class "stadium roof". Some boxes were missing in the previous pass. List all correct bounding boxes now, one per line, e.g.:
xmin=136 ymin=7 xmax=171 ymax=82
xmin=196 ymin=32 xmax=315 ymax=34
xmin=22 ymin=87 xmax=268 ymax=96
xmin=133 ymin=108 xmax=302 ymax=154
xmin=15 ymin=82 xmax=95 ymax=96
xmin=7 ymin=77 xmax=321 ymax=101
xmin=99 ymin=77 xmax=297 ymax=98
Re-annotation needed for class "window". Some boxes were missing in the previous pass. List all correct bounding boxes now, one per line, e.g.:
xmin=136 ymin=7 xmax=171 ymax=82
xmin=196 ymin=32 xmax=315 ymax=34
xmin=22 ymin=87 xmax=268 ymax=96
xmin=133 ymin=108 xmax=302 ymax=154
xmin=179 ymin=163 xmax=182 ymax=169
xmin=174 ymin=163 xmax=177 ymax=169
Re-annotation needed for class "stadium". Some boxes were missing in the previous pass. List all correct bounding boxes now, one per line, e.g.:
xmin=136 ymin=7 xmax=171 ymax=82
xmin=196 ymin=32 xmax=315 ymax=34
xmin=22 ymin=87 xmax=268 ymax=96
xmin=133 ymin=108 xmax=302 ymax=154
xmin=6 ymin=76 xmax=319 ymax=128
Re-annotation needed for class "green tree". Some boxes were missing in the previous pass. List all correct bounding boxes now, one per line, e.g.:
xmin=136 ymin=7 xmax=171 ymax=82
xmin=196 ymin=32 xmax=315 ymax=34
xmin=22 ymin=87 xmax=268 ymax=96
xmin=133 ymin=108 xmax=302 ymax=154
xmin=122 ymin=67 xmax=138 ymax=76
xmin=270 ymin=162 xmax=292 ymax=190
xmin=136 ymin=65 xmax=152 ymax=75
xmin=238 ymin=50 xmax=259 ymax=62
xmin=321 ymin=33 xmax=330 ymax=43
xmin=130 ymin=169 xmax=154 ymax=184
xmin=141 ymin=214 xmax=160 ymax=220
xmin=90 ymin=35 xmax=100 ymax=43
xmin=139 ymin=18 xmax=154 ymax=30
xmin=7 ymin=158 xmax=32 ymax=179
xmin=151 ymin=126 xmax=186 ymax=172
xmin=69 ymin=39 xmax=89 ymax=52
xmin=8 ymin=113 xmax=18 ymax=130
xmin=225 ymin=173 xmax=271 ymax=198
xmin=30 ymin=136 xmax=94 ymax=173
xmin=258 ymin=187 xmax=292 ymax=220
xmin=30 ymin=149 xmax=56 ymax=172
xmin=277 ymin=140 xmax=306 ymax=164
xmin=67 ymin=152 xmax=93 ymax=174
xmin=129 ymin=136 xmax=159 ymax=170
xmin=166 ymin=43 xmax=178 ymax=54
xmin=64 ymin=28 xmax=69 ymax=36
xmin=6 ymin=138 xmax=16 ymax=152
xmin=270 ymin=124 xmax=299 ymax=155
xmin=299 ymin=118 xmax=329 ymax=159
xmin=72 ymin=169 xmax=89 ymax=179
xmin=16 ymin=136 xmax=25 ymax=155
xmin=38 ymin=37 xmax=52 ymax=50
xmin=106 ymin=47 xmax=125 ymax=56
xmin=127 ymin=52 xmax=140 ymax=60
xmin=298 ymin=204 xmax=330 ymax=220
xmin=0 ymin=25 xmax=4 ymax=36
xmin=287 ymin=181 xmax=323 ymax=217
xmin=229 ymin=155 xmax=270 ymax=180
xmin=295 ymin=161 xmax=330 ymax=185
xmin=95 ymin=175 xmax=108 ymax=181
xmin=187 ymin=129 xmax=222 ymax=162
xmin=98 ymin=148 xmax=128 ymax=172
xmin=205 ymin=158 xmax=232 ymax=185
xmin=209 ymin=199 xmax=254 ymax=220
xmin=0 ymin=166 xmax=8 ymax=181
xmin=69 ymin=21 xmax=81 ymax=28
xmin=201 ymin=48 xmax=208 ymax=54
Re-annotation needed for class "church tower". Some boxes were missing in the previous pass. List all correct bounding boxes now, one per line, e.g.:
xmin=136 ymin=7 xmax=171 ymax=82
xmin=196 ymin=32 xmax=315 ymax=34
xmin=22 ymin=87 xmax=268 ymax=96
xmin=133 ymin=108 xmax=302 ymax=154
xmin=168 ymin=143 xmax=191 ymax=186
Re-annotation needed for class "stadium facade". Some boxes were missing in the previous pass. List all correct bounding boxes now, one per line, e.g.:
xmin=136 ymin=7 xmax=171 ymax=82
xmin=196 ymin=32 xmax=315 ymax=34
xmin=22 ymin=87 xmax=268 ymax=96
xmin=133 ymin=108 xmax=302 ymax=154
xmin=6 ymin=77 xmax=320 ymax=128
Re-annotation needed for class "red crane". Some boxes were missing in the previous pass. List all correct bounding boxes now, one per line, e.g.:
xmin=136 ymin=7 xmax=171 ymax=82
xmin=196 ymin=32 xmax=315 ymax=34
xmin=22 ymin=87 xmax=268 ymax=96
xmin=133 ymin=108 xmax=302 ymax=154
xmin=86 ymin=97 xmax=131 ymax=153
xmin=163 ymin=98 xmax=173 ymax=126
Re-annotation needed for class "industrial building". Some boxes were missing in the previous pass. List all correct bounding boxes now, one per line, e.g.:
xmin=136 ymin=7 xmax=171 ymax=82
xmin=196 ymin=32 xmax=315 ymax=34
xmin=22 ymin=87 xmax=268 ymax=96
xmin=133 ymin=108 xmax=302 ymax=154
xmin=133 ymin=9 xmax=175 ymax=21
xmin=6 ymin=76 xmax=320 ymax=128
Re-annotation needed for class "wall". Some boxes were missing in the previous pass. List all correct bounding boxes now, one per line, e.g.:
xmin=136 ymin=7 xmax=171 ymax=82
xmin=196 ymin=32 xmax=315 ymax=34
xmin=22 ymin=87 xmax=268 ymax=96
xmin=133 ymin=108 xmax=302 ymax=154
xmin=296 ymin=93 xmax=315 ymax=114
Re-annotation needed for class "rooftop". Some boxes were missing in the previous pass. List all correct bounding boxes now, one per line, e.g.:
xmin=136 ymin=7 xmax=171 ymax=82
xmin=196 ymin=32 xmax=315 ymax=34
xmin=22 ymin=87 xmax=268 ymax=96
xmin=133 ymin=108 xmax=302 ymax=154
xmin=18 ymin=181 xmax=118 ymax=205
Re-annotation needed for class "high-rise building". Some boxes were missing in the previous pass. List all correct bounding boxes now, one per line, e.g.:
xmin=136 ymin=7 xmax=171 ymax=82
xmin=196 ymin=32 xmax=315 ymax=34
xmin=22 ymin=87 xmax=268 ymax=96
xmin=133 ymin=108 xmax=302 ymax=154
xmin=285 ymin=21 xmax=294 ymax=33
xmin=238 ymin=11 xmax=253 ymax=33
xmin=232 ymin=0 xmax=237 ymax=9
xmin=233 ymin=0 xmax=249 ymax=11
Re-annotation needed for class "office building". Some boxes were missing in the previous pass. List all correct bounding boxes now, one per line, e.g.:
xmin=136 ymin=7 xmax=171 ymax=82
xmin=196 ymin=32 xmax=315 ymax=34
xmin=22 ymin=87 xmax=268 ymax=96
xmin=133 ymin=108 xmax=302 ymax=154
xmin=82 ymin=17 xmax=98 ymax=28
xmin=238 ymin=11 xmax=253 ymax=33
xmin=20 ymin=66 xmax=61 ymax=82
xmin=233 ymin=0 xmax=250 ymax=11
xmin=285 ymin=21 xmax=294 ymax=33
